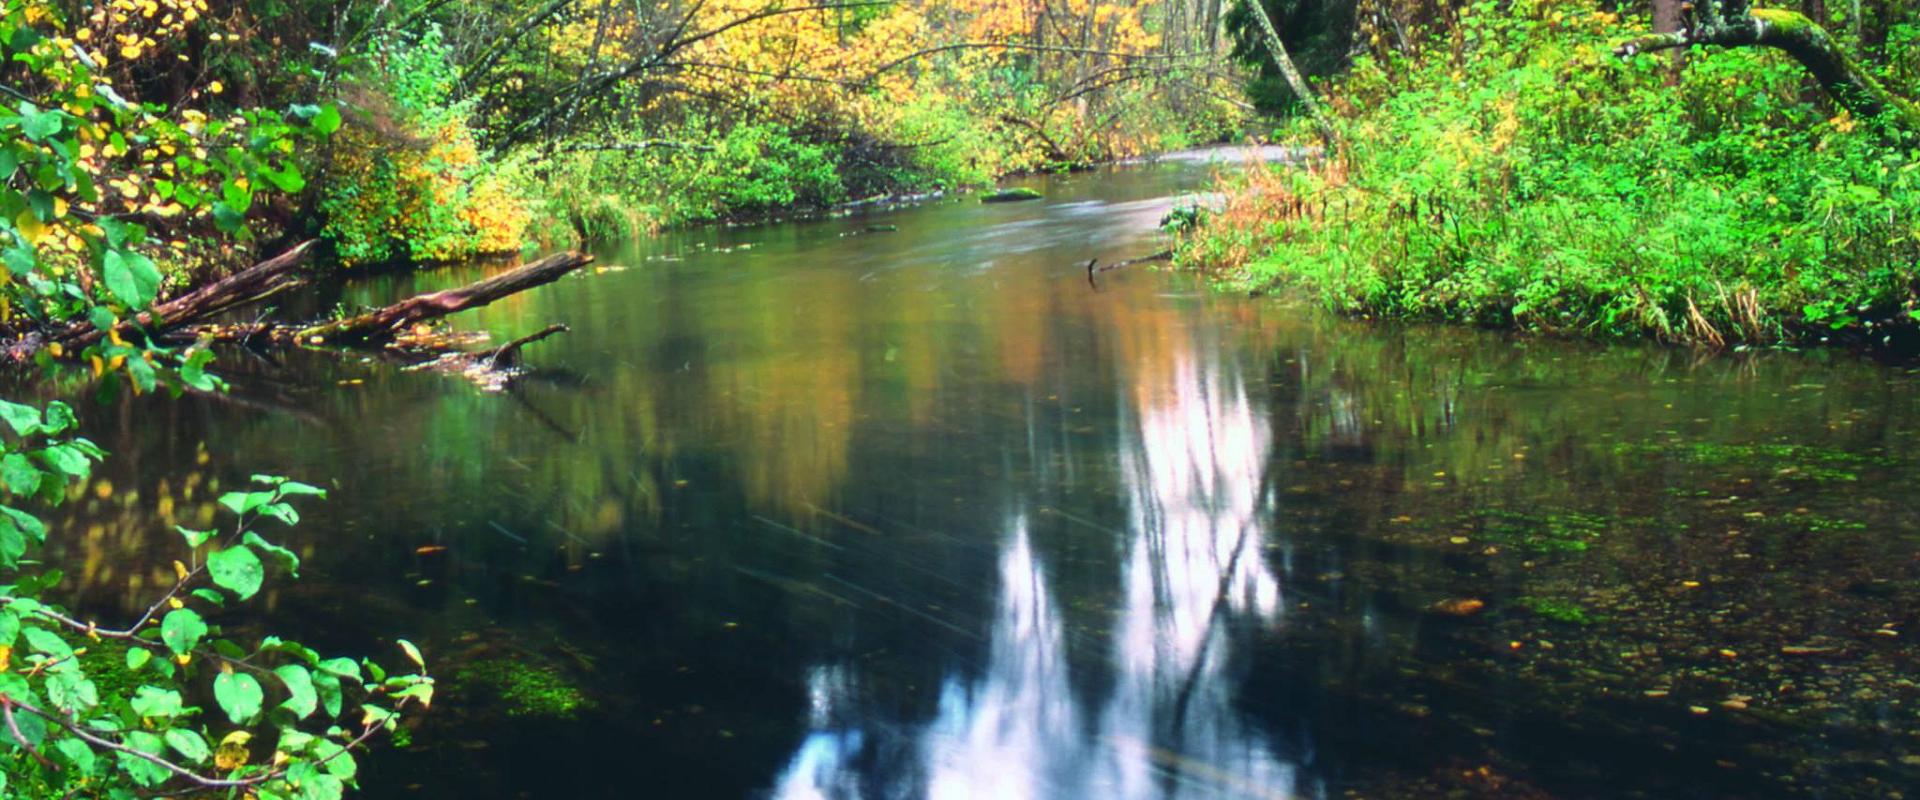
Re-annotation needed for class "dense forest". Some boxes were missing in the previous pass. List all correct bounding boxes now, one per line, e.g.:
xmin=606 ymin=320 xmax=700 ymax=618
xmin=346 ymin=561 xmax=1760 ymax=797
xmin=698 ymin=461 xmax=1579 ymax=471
xmin=1 ymin=0 xmax=1918 ymax=796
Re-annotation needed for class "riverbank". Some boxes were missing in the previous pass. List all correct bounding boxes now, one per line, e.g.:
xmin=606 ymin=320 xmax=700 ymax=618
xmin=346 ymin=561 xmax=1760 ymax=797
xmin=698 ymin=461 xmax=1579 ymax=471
xmin=1176 ymin=4 xmax=1920 ymax=352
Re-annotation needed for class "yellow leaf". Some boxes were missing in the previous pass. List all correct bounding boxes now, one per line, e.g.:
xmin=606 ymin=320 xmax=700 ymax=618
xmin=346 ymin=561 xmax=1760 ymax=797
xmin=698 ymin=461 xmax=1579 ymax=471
xmin=215 ymin=731 xmax=251 ymax=771
xmin=15 ymin=211 xmax=48 ymax=245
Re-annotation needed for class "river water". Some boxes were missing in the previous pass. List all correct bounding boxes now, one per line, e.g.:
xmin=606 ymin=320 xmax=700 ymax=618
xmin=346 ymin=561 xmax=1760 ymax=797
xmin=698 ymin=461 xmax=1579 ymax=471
xmin=23 ymin=150 xmax=1920 ymax=798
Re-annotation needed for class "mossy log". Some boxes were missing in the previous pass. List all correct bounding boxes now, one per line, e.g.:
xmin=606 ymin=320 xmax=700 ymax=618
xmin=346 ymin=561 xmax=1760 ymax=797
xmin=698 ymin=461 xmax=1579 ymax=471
xmin=297 ymin=251 xmax=592 ymax=344
xmin=1617 ymin=4 xmax=1920 ymax=138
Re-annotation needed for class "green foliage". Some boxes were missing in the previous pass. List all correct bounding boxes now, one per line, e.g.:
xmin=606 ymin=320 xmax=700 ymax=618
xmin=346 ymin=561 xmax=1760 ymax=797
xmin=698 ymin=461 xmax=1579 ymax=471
xmin=528 ymin=119 xmax=847 ymax=239
xmin=1 ymin=0 xmax=331 ymax=395
xmin=318 ymin=25 xmax=526 ymax=265
xmin=0 ymin=446 xmax=431 ymax=797
xmin=1184 ymin=0 xmax=1920 ymax=344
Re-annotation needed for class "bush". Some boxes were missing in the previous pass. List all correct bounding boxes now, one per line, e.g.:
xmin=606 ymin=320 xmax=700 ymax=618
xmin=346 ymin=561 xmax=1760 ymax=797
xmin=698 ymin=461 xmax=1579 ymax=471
xmin=318 ymin=25 xmax=527 ymax=266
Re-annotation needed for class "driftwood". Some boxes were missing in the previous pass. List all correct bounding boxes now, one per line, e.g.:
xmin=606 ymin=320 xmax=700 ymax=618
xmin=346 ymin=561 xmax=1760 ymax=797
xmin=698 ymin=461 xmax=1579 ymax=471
xmin=297 ymin=251 xmax=593 ymax=344
xmin=4 ymin=241 xmax=317 ymax=362
xmin=1084 ymin=250 xmax=1174 ymax=290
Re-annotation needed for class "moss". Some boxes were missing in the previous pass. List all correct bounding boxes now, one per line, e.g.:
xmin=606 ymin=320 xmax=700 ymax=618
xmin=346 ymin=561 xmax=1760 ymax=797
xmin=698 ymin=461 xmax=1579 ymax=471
xmin=1458 ymin=509 xmax=1611 ymax=554
xmin=1614 ymin=442 xmax=1892 ymax=482
xmin=1516 ymin=596 xmax=1598 ymax=625
xmin=980 ymin=187 xmax=1043 ymax=203
xmin=448 ymin=658 xmax=593 ymax=719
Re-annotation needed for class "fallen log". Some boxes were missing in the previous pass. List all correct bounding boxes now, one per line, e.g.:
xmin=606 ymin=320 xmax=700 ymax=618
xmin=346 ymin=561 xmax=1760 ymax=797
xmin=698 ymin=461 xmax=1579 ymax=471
xmin=297 ymin=251 xmax=593 ymax=344
xmin=5 ymin=240 xmax=317 ymax=361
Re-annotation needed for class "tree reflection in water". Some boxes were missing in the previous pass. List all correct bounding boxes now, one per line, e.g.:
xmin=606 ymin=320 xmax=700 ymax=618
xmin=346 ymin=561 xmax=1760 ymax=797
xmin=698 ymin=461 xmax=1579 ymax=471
xmin=773 ymin=349 xmax=1306 ymax=799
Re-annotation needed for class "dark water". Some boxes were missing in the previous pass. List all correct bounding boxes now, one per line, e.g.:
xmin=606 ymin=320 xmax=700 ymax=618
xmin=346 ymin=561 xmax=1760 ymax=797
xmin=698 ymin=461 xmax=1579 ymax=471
xmin=20 ymin=151 xmax=1920 ymax=799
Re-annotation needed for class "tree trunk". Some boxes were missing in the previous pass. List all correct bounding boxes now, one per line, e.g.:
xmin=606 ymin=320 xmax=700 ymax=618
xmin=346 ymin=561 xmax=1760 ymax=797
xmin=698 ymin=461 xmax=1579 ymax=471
xmin=1618 ymin=6 xmax=1920 ymax=139
xmin=1652 ymin=0 xmax=1687 ymax=78
xmin=1243 ymin=0 xmax=1335 ymax=142
xmin=297 ymin=251 xmax=593 ymax=344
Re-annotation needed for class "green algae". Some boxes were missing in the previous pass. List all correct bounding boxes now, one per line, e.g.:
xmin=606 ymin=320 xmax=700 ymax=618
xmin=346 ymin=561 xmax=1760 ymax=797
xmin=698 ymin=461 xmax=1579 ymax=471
xmin=1515 ymin=596 xmax=1598 ymax=625
xmin=449 ymin=658 xmax=594 ymax=719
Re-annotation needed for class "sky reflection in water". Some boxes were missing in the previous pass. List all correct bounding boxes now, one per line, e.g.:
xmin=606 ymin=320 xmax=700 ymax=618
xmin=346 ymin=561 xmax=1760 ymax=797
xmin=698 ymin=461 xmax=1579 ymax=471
xmin=774 ymin=344 xmax=1303 ymax=800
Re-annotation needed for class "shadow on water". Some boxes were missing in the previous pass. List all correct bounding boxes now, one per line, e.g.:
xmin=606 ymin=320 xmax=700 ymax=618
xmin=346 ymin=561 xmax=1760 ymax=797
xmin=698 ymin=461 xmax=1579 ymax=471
xmin=7 ymin=148 xmax=1919 ymax=798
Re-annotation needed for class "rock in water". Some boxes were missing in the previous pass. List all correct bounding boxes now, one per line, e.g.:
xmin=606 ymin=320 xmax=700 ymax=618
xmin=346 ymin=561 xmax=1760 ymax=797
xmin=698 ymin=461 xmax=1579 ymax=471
xmin=981 ymin=187 xmax=1043 ymax=203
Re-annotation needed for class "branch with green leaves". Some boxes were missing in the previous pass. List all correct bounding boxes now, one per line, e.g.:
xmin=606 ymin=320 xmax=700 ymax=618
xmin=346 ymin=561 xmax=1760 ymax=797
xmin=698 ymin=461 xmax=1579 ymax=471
xmin=0 ymin=400 xmax=429 ymax=798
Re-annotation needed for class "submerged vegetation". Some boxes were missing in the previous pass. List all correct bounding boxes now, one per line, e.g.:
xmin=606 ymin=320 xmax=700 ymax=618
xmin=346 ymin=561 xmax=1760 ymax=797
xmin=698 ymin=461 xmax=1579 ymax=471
xmin=1181 ymin=0 xmax=1920 ymax=348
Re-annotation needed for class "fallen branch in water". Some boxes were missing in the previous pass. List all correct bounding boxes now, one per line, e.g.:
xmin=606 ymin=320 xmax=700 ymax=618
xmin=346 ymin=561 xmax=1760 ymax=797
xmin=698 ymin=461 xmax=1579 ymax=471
xmin=490 ymin=323 xmax=569 ymax=367
xmin=4 ymin=240 xmax=318 ymax=362
xmin=1085 ymin=249 xmax=1174 ymax=290
xmin=298 ymin=251 xmax=593 ymax=344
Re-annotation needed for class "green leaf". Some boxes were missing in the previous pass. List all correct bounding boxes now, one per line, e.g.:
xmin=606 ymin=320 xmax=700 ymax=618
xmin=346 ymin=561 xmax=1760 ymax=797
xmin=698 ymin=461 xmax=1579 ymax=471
xmin=53 ymin=737 xmax=94 ymax=773
xmin=102 ymin=249 xmax=161 ymax=308
xmin=19 ymin=105 xmax=62 ymax=142
xmin=314 ymin=738 xmax=357 ymax=779
xmin=313 ymin=668 xmax=343 ymax=718
xmin=164 ymin=728 xmax=211 ymax=764
xmin=276 ymin=664 xmax=317 ymax=719
xmin=125 ymin=646 xmax=152 ymax=671
xmin=46 ymin=671 xmax=98 ymax=711
xmin=34 ymin=442 xmax=92 ymax=479
xmin=0 ymin=524 xmax=24 ymax=569
xmin=176 ymin=525 xmax=215 ymax=548
xmin=276 ymin=480 xmax=327 ymax=498
xmin=244 ymin=531 xmax=301 ymax=577
xmin=180 ymin=347 xmax=221 ymax=392
xmin=130 ymin=685 xmax=184 ymax=718
xmin=160 ymin=608 xmax=207 ymax=656
xmin=0 ymin=456 xmax=41 ymax=495
xmin=0 ymin=611 xmax=17 ymax=646
xmin=23 ymin=626 xmax=72 ymax=658
xmin=40 ymin=402 xmax=75 ymax=435
xmin=117 ymin=730 xmax=170 ymax=787
xmin=313 ymin=105 xmax=342 ymax=135
xmin=262 ymin=162 xmax=306 ymax=193
xmin=209 ymin=544 xmax=264 ymax=600
xmin=0 ymin=505 xmax=45 ymax=543
xmin=0 ymin=399 xmax=41 ymax=435
xmin=2 ymin=245 xmax=34 ymax=277
xmin=218 ymin=490 xmax=274 ymax=516
xmin=397 ymin=639 xmax=425 ymax=670
xmin=213 ymin=671 xmax=264 ymax=724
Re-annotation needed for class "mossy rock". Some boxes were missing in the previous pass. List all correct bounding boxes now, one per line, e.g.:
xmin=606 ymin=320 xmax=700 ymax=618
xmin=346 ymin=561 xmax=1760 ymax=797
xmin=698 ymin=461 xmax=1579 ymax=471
xmin=980 ymin=187 xmax=1043 ymax=203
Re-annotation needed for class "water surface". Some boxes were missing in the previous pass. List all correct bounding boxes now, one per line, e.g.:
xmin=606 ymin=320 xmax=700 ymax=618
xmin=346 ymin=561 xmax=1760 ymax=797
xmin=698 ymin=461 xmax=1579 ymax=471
xmin=25 ymin=151 xmax=1920 ymax=799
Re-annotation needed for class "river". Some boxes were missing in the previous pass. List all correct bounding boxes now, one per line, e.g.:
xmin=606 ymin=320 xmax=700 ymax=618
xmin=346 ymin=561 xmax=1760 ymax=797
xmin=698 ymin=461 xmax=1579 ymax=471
xmin=23 ymin=149 xmax=1920 ymax=799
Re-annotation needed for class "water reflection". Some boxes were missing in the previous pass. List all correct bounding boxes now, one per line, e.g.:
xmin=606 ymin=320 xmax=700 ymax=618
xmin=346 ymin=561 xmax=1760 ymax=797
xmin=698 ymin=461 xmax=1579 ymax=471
xmin=773 ymin=334 xmax=1302 ymax=799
